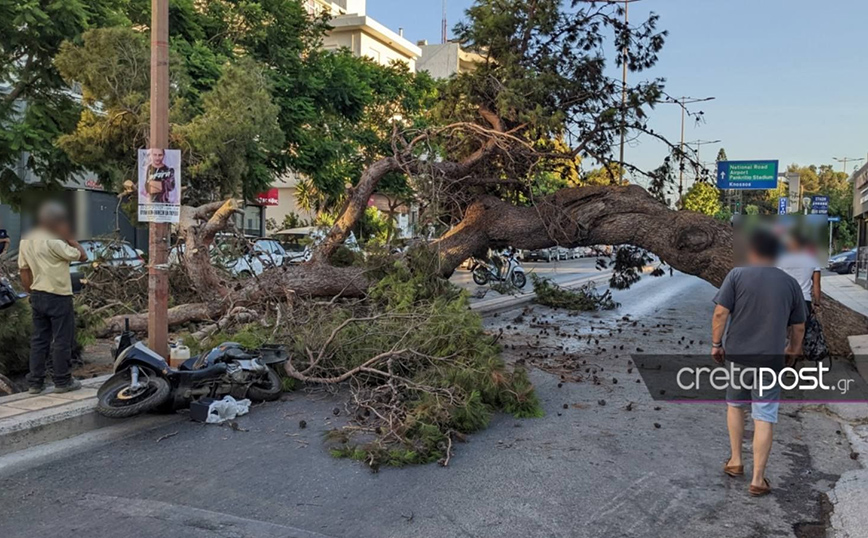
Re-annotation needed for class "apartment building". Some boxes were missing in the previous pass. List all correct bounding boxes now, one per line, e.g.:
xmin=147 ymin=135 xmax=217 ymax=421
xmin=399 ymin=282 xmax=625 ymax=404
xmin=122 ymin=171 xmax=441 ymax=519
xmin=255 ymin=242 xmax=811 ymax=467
xmin=270 ymin=0 xmax=422 ymax=231
xmin=416 ymin=41 xmax=484 ymax=79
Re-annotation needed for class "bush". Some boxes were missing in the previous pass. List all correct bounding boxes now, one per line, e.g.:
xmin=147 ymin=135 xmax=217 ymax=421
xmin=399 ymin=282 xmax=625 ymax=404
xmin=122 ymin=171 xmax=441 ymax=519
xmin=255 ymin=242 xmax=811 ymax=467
xmin=0 ymin=301 xmax=32 ymax=377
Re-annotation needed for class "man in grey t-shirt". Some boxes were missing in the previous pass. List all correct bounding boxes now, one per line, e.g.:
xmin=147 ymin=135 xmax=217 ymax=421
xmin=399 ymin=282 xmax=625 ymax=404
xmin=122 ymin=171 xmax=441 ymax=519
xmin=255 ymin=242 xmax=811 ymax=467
xmin=711 ymin=229 xmax=806 ymax=496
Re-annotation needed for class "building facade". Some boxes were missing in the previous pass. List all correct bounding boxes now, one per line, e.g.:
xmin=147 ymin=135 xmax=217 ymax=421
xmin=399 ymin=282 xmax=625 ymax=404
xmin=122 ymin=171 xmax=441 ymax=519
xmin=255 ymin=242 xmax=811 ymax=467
xmin=269 ymin=0 xmax=422 ymax=231
xmin=416 ymin=41 xmax=484 ymax=79
xmin=853 ymin=162 xmax=868 ymax=288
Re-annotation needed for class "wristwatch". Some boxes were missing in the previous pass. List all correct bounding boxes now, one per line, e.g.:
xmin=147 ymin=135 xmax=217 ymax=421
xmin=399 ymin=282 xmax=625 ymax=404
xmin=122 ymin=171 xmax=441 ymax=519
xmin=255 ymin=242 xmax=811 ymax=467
xmin=712 ymin=342 xmax=723 ymax=349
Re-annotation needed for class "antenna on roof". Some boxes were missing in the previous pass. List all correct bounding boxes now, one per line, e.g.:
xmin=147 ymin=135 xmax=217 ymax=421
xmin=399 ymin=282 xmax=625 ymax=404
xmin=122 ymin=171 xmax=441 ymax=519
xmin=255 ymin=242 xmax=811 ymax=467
xmin=441 ymin=0 xmax=448 ymax=44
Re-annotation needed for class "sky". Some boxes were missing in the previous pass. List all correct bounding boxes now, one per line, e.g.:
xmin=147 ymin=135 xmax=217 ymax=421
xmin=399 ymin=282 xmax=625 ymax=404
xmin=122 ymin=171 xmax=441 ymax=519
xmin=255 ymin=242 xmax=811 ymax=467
xmin=366 ymin=0 xmax=868 ymax=184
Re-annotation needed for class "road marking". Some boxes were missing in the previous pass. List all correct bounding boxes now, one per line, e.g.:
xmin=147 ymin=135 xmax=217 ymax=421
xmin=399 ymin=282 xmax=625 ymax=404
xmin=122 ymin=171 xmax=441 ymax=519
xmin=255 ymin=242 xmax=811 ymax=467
xmin=77 ymin=493 xmax=334 ymax=538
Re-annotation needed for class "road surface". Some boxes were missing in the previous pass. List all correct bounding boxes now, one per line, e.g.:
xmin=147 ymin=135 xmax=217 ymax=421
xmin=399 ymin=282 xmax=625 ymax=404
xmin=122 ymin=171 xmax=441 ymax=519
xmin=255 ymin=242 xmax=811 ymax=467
xmin=0 ymin=272 xmax=860 ymax=538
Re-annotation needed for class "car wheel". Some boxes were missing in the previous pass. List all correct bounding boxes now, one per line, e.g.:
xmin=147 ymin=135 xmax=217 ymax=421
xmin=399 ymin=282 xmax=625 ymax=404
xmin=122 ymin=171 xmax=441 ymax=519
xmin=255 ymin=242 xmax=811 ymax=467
xmin=849 ymin=263 xmax=857 ymax=275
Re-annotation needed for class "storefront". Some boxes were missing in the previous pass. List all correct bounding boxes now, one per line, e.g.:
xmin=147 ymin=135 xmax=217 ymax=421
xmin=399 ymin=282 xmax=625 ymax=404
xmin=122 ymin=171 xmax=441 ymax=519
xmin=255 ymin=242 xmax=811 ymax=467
xmin=853 ymin=162 xmax=868 ymax=289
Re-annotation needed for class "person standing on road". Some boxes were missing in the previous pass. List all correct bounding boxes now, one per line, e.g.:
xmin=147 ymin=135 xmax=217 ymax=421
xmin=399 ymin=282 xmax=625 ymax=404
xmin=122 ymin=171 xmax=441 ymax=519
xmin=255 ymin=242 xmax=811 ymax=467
xmin=777 ymin=232 xmax=826 ymax=360
xmin=710 ymin=229 xmax=806 ymax=497
xmin=18 ymin=202 xmax=87 ymax=394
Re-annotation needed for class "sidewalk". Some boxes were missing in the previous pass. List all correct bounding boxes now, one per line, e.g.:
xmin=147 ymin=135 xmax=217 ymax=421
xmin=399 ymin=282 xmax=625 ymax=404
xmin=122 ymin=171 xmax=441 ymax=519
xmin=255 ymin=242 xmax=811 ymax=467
xmin=823 ymin=273 xmax=868 ymax=317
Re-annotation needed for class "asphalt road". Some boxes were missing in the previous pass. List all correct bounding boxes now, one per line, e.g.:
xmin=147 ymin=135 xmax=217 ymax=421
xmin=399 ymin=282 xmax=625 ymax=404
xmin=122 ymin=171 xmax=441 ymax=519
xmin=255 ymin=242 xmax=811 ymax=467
xmin=0 ymin=272 xmax=860 ymax=538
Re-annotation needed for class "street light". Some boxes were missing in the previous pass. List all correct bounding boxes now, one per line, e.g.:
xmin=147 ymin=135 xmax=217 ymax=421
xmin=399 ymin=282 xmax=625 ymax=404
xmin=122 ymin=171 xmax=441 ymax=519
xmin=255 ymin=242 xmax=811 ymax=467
xmin=686 ymin=139 xmax=721 ymax=165
xmin=833 ymin=156 xmax=865 ymax=176
xmin=661 ymin=96 xmax=716 ymax=203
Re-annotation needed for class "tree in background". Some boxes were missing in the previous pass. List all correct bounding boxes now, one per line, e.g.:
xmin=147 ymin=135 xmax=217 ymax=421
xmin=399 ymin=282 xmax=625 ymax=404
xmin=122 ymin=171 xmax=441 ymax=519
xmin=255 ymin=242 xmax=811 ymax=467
xmin=0 ymin=0 xmax=128 ymax=209
xmin=787 ymin=164 xmax=856 ymax=250
xmin=682 ymin=182 xmax=721 ymax=216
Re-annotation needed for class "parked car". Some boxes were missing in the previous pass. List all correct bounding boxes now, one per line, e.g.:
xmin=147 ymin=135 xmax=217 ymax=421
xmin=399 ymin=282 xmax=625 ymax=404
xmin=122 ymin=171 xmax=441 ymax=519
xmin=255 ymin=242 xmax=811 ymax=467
xmin=252 ymin=238 xmax=287 ymax=268
xmin=272 ymin=227 xmax=361 ymax=264
xmin=169 ymin=241 xmax=266 ymax=278
xmin=522 ymin=248 xmax=558 ymax=262
xmin=71 ymin=240 xmax=145 ymax=293
xmin=828 ymin=249 xmax=857 ymax=275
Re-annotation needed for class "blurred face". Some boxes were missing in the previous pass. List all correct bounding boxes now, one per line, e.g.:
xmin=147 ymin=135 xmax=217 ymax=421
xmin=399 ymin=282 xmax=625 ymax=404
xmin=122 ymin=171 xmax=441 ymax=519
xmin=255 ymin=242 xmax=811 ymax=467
xmin=150 ymin=148 xmax=165 ymax=167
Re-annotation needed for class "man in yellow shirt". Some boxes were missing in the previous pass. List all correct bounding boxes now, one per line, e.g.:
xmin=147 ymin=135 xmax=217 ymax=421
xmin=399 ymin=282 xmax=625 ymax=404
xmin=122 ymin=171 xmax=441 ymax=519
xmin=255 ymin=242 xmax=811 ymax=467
xmin=18 ymin=202 xmax=87 ymax=394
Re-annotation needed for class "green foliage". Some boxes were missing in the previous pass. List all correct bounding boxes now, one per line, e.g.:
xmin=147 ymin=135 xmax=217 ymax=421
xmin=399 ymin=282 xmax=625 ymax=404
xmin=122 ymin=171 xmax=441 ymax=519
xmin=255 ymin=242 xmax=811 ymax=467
xmin=0 ymin=0 xmax=128 ymax=208
xmin=0 ymin=300 xmax=32 ymax=376
xmin=530 ymin=274 xmax=619 ymax=311
xmin=4 ymin=0 xmax=435 ymax=209
xmin=267 ymin=248 xmax=545 ymax=470
xmin=682 ymin=182 xmax=722 ymax=216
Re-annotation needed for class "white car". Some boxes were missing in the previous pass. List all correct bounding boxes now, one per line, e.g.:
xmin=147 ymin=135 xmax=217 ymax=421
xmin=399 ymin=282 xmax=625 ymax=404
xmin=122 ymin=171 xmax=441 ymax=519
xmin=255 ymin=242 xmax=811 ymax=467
xmin=169 ymin=241 xmax=266 ymax=278
xmin=273 ymin=227 xmax=361 ymax=264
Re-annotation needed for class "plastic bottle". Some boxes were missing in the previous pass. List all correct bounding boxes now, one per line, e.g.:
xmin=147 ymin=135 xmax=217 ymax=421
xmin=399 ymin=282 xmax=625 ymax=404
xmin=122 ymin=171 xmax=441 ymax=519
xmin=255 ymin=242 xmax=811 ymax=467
xmin=170 ymin=338 xmax=191 ymax=369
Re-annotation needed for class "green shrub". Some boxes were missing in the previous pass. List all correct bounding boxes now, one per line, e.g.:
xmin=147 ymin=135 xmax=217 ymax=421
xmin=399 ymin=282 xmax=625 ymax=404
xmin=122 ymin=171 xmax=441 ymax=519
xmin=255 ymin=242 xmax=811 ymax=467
xmin=0 ymin=301 xmax=32 ymax=377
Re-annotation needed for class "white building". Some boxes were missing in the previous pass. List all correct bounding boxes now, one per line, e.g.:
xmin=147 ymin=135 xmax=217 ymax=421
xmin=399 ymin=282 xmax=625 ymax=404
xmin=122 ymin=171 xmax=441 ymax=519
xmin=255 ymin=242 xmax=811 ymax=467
xmin=270 ymin=0 xmax=422 ymax=229
xmin=416 ymin=41 xmax=484 ymax=79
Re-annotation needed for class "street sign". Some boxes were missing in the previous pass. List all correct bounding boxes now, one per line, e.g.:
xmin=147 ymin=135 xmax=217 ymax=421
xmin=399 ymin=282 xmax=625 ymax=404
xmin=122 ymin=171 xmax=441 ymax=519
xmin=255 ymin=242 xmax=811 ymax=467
xmin=828 ymin=216 xmax=841 ymax=223
xmin=778 ymin=197 xmax=788 ymax=215
xmin=811 ymin=195 xmax=829 ymax=215
xmin=717 ymin=160 xmax=779 ymax=190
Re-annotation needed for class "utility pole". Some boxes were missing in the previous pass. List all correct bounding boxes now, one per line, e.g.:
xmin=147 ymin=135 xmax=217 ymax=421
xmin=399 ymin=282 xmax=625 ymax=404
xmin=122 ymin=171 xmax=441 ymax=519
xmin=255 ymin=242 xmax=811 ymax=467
xmin=663 ymin=96 xmax=715 ymax=205
xmin=618 ymin=0 xmax=629 ymax=183
xmin=441 ymin=0 xmax=448 ymax=44
xmin=149 ymin=0 xmax=170 ymax=359
xmin=833 ymin=156 xmax=865 ymax=176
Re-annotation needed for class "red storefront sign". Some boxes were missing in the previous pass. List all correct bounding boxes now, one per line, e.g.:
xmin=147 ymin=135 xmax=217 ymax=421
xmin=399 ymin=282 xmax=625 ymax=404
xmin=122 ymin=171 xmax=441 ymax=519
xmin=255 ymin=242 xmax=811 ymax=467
xmin=255 ymin=188 xmax=279 ymax=206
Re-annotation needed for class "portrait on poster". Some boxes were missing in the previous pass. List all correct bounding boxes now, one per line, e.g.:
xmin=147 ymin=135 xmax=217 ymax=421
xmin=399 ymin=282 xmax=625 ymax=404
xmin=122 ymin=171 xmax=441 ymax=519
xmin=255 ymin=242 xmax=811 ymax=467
xmin=138 ymin=148 xmax=181 ymax=223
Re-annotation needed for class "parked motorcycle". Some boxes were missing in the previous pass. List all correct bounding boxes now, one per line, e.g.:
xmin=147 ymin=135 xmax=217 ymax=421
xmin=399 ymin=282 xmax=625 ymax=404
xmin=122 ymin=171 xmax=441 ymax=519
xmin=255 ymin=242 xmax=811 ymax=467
xmin=97 ymin=321 xmax=288 ymax=418
xmin=470 ymin=248 xmax=527 ymax=289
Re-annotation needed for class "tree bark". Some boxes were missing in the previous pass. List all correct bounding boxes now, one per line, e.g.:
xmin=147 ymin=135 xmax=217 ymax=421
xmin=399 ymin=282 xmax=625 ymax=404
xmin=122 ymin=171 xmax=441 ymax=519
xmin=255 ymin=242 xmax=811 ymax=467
xmin=99 ymin=186 xmax=866 ymax=356
xmin=432 ymin=184 xmax=865 ymax=355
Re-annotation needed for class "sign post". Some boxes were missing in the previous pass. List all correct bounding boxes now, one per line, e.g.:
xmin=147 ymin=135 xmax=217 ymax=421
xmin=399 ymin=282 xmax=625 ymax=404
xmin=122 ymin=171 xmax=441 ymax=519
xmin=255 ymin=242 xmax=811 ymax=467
xmin=717 ymin=160 xmax=779 ymax=190
xmin=148 ymin=0 xmax=170 ymax=359
xmin=828 ymin=215 xmax=841 ymax=256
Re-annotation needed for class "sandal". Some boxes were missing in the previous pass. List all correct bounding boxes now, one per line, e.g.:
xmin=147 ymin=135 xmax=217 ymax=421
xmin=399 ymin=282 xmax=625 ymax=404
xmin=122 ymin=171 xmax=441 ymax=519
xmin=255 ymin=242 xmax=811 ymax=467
xmin=749 ymin=478 xmax=772 ymax=497
xmin=724 ymin=459 xmax=744 ymax=477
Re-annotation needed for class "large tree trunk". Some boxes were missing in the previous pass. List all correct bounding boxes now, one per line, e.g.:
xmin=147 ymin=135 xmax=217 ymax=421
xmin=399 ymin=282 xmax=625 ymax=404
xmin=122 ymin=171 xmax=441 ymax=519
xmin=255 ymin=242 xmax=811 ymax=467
xmin=99 ymin=185 xmax=866 ymax=356
xmin=433 ymin=184 xmax=865 ymax=355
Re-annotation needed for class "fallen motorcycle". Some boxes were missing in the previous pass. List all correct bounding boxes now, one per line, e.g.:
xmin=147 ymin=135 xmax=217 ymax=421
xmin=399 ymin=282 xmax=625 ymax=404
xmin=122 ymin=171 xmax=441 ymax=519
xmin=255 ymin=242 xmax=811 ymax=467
xmin=96 ymin=320 xmax=287 ymax=418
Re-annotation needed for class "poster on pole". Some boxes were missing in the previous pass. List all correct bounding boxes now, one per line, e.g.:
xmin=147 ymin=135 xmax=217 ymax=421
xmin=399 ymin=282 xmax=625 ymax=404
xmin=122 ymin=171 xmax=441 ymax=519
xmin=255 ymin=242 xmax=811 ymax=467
xmin=138 ymin=148 xmax=181 ymax=223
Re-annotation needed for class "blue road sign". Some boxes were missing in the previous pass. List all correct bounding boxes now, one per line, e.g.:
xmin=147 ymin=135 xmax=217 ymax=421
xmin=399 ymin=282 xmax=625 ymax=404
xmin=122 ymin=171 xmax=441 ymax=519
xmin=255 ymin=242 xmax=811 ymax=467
xmin=717 ymin=160 xmax=779 ymax=190
xmin=811 ymin=195 xmax=829 ymax=215
xmin=828 ymin=216 xmax=841 ymax=223
xmin=778 ymin=197 xmax=788 ymax=215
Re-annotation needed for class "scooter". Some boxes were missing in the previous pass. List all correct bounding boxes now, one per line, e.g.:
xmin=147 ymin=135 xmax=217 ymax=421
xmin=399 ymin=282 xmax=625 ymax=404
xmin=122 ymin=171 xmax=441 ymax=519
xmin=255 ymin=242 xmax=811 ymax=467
xmin=470 ymin=248 xmax=527 ymax=289
xmin=96 ymin=320 xmax=288 ymax=418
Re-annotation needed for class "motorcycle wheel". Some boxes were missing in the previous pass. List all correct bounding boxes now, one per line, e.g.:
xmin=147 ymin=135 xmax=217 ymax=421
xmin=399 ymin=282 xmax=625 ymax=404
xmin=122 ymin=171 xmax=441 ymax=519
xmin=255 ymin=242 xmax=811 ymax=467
xmin=246 ymin=367 xmax=283 ymax=402
xmin=472 ymin=268 xmax=490 ymax=286
xmin=97 ymin=369 xmax=171 ymax=419
xmin=512 ymin=272 xmax=527 ymax=289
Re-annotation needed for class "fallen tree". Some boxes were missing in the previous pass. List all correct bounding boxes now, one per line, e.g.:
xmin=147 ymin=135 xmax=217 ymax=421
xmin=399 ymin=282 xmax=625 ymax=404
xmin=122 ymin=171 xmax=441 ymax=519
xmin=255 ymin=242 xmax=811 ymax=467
xmin=95 ymin=183 xmax=865 ymax=356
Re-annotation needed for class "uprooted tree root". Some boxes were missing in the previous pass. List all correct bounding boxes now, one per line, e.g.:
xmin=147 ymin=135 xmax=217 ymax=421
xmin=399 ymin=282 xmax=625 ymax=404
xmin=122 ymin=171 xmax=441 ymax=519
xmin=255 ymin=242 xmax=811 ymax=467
xmin=530 ymin=274 xmax=620 ymax=312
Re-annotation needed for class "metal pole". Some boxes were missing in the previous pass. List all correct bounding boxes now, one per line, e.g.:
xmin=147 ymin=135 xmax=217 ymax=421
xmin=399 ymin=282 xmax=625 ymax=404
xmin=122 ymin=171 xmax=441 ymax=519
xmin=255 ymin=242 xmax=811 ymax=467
xmin=618 ymin=0 xmax=628 ymax=183
xmin=149 ymin=0 xmax=170 ymax=359
xmin=678 ymin=98 xmax=685 ymax=202
xmin=829 ymin=221 xmax=834 ymax=257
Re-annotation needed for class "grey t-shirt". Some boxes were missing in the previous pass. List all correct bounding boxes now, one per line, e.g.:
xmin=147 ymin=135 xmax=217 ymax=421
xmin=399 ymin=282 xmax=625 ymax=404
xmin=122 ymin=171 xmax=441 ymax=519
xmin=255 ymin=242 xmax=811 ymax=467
xmin=713 ymin=266 xmax=807 ymax=363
